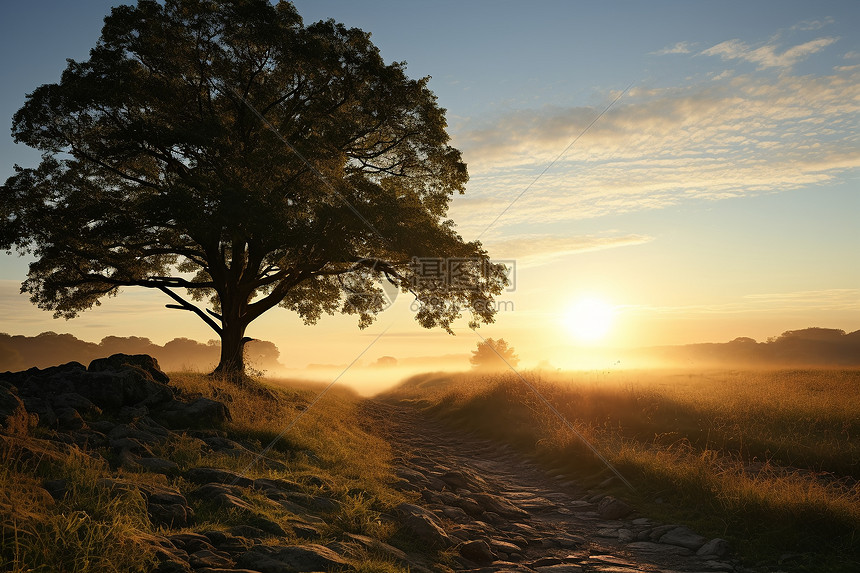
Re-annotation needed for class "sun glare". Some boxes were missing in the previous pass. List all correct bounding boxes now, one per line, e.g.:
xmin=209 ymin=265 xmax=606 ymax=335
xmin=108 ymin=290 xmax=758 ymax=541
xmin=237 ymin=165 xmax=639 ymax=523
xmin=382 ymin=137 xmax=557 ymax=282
xmin=563 ymin=297 xmax=615 ymax=343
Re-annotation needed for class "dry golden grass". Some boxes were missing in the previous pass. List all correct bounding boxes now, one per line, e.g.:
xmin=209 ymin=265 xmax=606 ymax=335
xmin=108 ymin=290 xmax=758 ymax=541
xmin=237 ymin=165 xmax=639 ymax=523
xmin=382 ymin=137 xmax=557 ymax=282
xmin=1 ymin=371 xmax=407 ymax=572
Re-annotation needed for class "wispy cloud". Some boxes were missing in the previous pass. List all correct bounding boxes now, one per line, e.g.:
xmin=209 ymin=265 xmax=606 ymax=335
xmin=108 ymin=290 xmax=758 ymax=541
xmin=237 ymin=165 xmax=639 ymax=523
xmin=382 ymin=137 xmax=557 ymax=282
xmin=485 ymin=234 xmax=653 ymax=266
xmin=790 ymin=18 xmax=834 ymax=32
xmin=449 ymin=66 xmax=860 ymax=234
xmin=701 ymin=36 xmax=839 ymax=69
xmin=650 ymin=41 xmax=695 ymax=55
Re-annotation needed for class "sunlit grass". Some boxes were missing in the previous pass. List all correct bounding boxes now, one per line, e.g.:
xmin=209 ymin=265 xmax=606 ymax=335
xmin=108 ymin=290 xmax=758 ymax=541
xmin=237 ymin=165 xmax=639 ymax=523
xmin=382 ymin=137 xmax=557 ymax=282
xmin=1 ymin=370 xmax=409 ymax=571
xmin=385 ymin=368 xmax=860 ymax=571
xmin=0 ymin=439 xmax=156 ymax=572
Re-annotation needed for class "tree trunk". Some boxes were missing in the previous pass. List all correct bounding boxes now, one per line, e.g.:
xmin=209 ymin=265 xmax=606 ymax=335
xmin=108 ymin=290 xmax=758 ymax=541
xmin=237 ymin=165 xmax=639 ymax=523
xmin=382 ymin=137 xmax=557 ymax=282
xmin=211 ymin=316 xmax=248 ymax=378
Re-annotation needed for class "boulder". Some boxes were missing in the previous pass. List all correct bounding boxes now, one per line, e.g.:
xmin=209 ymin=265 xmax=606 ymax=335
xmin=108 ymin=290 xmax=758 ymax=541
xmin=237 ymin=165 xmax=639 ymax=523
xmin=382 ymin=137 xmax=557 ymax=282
xmin=397 ymin=503 xmax=453 ymax=547
xmin=88 ymin=354 xmax=169 ymax=384
xmin=0 ymin=384 xmax=35 ymax=435
xmin=458 ymin=539 xmax=496 ymax=564
xmin=627 ymin=541 xmax=693 ymax=555
xmin=237 ymin=544 xmax=350 ymax=573
xmin=185 ymin=467 xmax=253 ymax=488
xmin=4 ymin=359 xmax=171 ymax=415
xmin=658 ymin=526 xmax=707 ymax=550
xmin=697 ymin=537 xmax=730 ymax=557
xmin=345 ymin=533 xmax=408 ymax=562
xmin=469 ymin=492 xmax=529 ymax=519
xmin=156 ymin=398 xmax=231 ymax=429
xmin=597 ymin=496 xmax=633 ymax=520
xmin=149 ymin=502 xmax=192 ymax=528
xmin=136 ymin=457 xmax=180 ymax=475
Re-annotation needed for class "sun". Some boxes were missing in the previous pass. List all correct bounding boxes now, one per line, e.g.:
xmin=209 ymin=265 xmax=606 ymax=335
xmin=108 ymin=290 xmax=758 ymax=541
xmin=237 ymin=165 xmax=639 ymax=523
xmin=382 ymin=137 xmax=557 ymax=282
xmin=563 ymin=297 xmax=615 ymax=343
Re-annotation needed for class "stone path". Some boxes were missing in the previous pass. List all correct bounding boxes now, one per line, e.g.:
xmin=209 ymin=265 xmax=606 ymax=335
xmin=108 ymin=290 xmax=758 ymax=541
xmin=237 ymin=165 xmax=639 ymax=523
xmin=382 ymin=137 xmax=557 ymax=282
xmin=363 ymin=400 xmax=745 ymax=573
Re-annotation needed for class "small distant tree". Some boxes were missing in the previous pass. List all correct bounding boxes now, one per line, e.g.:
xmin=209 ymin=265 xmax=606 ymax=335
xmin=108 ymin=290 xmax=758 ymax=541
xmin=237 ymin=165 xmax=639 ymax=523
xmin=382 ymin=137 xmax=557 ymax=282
xmin=372 ymin=356 xmax=398 ymax=368
xmin=470 ymin=338 xmax=519 ymax=371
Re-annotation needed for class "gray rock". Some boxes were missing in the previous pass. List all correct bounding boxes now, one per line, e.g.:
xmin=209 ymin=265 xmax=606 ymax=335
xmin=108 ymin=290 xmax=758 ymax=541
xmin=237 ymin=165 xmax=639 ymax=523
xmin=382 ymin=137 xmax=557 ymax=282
xmin=52 ymin=392 xmax=101 ymax=417
xmin=649 ymin=523 xmax=681 ymax=541
xmin=157 ymin=397 xmax=231 ymax=429
xmin=228 ymin=525 xmax=268 ymax=541
xmin=55 ymin=406 xmax=85 ymax=430
xmin=597 ymin=496 xmax=633 ymax=519
xmin=530 ymin=557 xmax=563 ymax=568
xmin=0 ymin=384 xmax=34 ymax=435
xmin=149 ymin=502 xmax=192 ymax=528
xmin=627 ymin=541 xmax=694 ymax=555
xmin=188 ymin=549 xmax=233 ymax=569
xmin=345 ymin=533 xmax=409 ymax=562
xmin=659 ymin=526 xmax=707 ymax=550
xmin=441 ymin=470 xmax=486 ymax=491
xmin=552 ymin=534 xmax=586 ymax=548
xmin=469 ymin=492 xmax=529 ymax=519
xmin=489 ymin=539 xmax=522 ymax=555
xmin=396 ymin=467 xmax=428 ymax=483
xmin=186 ymin=467 xmax=254 ymax=487
xmin=108 ymin=423 xmax=162 ymax=444
xmin=291 ymin=522 xmax=322 ymax=540
xmin=535 ymin=566 xmax=583 ymax=573
xmin=235 ymin=551 xmax=292 ymax=573
xmin=136 ymin=457 xmax=180 ymax=475
xmin=459 ymin=539 xmax=496 ymax=564
xmin=110 ymin=436 xmax=151 ymax=454
xmin=238 ymin=544 xmax=350 ymax=573
xmin=88 ymin=353 xmax=170 ymax=384
xmin=697 ymin=537 xmax=730 ymax=558
xmin=253 ymin=477 xmax=304 ymax=494
xmin=440 ymin=505 xmax=471 ymax=522
xmin=82 ymin=355 xmax=174 ymax=409
xmin=283 ymin=492 xmax=341 ymax=512
xmin=703 ymin=561 xmax=736 ymax=572
xmin=168 ymin=532 xmax=217 ymax=553
xmin=397 ymin=503 xmax=452 ymax=547
xmin=20 ymin=395 xmax=55 ymax=428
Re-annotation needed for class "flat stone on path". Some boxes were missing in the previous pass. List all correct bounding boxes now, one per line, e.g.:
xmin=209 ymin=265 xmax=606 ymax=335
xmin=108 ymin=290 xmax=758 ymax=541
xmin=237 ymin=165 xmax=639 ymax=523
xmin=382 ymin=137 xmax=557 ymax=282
xmin=397 ymin=503 xmax=453 ymax=547
xmin=659 ymin=526 xmax=707 ymax=550
xmin=535 ymin=565 xmax=583 ymax=573
xmin=236 ymin=544 xmax=349 ymax=573
xmin=627 ymin=541 xmax=694 ymax=555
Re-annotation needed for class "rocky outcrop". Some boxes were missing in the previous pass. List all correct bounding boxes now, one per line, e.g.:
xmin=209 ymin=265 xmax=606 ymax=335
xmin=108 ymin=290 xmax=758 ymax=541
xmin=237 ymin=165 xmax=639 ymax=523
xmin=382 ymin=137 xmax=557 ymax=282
xmin=0 ymin=354 xmax=230 ymax=435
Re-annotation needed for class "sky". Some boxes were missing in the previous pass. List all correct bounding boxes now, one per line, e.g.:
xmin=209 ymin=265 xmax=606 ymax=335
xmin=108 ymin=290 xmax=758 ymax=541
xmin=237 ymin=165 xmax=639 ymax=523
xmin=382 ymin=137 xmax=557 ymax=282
xmin=1 ymin=1 xmax=859 ymax=374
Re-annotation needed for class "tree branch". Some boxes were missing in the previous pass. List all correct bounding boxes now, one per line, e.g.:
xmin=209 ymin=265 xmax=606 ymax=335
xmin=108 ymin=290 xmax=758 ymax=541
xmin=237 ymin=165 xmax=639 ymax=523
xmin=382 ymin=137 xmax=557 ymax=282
xmin=158 ymin=286 xmax=223 ymax=335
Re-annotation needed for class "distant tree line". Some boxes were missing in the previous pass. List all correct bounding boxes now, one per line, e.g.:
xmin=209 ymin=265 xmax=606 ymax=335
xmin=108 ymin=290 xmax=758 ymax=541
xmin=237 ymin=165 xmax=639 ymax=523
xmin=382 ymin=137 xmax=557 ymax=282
xmin=0 ymin=332 xmax=283 ymax=374
xmin=644 ymin=328 xmax=860 ymax=367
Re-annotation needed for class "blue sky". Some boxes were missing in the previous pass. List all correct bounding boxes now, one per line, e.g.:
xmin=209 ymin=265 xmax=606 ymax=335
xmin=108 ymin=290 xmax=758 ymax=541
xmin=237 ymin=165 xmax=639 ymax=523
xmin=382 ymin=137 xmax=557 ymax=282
xmin=1 ymin=1 xmax=858 ymax=371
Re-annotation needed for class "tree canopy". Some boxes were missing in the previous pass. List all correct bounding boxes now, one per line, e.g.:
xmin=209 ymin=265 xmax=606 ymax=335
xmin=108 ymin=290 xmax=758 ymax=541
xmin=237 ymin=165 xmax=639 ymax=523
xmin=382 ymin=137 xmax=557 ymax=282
xmin=470 ymin=338 xmax=519 ymax=371
xmin=1 ymin=0 xmax=507 ymax=375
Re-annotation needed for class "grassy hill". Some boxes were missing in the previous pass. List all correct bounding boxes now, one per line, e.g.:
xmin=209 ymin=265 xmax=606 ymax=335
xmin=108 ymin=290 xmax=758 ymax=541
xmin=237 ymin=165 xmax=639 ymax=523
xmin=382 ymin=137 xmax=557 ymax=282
xmin=1 ymin=360 xmax=417 ymax=573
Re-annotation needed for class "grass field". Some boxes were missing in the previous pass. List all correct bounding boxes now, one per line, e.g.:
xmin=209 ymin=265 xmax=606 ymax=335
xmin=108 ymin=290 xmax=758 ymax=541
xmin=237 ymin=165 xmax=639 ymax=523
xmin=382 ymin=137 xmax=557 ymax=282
xmin=385 ymin=367 xmax=860 ymax=572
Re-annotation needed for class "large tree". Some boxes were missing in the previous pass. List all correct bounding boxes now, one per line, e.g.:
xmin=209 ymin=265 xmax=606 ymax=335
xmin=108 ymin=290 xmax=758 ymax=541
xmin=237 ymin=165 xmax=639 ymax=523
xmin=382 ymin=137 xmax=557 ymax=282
xmin=1 ymin=0 xmax=507 ymax=376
